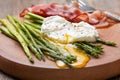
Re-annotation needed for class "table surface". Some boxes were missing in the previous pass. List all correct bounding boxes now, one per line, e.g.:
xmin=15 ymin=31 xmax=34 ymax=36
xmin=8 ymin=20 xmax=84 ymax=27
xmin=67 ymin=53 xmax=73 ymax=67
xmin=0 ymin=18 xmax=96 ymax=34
xmin=0 ymin=0 xmax=120 ymax=80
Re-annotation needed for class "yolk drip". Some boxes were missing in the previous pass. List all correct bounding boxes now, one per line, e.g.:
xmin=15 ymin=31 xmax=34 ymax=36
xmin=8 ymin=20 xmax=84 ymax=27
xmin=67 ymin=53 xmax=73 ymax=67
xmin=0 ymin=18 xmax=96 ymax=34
xmin=64 ymin=46 xmax=89 ymax=68
xmin=56 ymin=45 xmax=89 ymax=68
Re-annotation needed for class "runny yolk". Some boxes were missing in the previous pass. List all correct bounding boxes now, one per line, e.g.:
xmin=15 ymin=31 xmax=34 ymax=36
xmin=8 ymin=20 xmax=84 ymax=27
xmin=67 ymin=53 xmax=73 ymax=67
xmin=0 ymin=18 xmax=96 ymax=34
xmin=56 ymin=45 xmax=89 ymax=68
xmin=64 ymin=46 xmax=89 ymax=68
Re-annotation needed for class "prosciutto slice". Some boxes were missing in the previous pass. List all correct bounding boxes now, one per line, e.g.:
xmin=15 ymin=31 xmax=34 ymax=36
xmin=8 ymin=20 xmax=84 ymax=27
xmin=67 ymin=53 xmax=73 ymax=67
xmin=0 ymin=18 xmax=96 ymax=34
xmin=20 ymin=3 xmax=109 ymax=27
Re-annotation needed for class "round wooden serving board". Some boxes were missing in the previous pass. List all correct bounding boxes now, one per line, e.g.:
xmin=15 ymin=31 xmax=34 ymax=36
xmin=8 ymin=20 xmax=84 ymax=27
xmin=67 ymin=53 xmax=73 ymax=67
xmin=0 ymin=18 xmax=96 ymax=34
xmin=0 ymin=21 xmax=120 ymax=80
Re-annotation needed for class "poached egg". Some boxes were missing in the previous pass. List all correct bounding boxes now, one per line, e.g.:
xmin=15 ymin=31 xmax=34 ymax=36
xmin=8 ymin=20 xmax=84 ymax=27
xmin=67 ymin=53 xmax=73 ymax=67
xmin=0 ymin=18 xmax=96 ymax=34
xmin=41 ymin=16 xmax=99 ymax=44
xmin=41 ymin=16 xmax=99 ymax=68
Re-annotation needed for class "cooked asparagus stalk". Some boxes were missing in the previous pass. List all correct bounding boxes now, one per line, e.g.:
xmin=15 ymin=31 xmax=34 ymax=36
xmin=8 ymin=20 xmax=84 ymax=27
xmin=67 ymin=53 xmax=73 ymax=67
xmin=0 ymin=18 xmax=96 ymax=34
xmin=0 ymin=19 xmax=34 ymax=63
xmin=74 ymin=42 xmax=103 ymax=58
xmin=24 ymin=12 xmax=44 ymax=24
xmin=96 ymin=37 xmax=116 ymax=46
xmin=0 ymin=26 xmax=15 ymax=39
xmin=24 ymin=20 xmax=41 ymax=30
xmin=24 ymin=23 xmax=60 ymax=53
xmin=12 ymin=16 xmax=45 ymax=61
xmin=82 ymin=41 xmax=103 ymax=53
xmin=1 ymin=15 xmax=77 ymax=67
xmin=0 ymin=25 xmax=42 ymax=61
xmin=25 ymin=12 xmax=44 ymax=20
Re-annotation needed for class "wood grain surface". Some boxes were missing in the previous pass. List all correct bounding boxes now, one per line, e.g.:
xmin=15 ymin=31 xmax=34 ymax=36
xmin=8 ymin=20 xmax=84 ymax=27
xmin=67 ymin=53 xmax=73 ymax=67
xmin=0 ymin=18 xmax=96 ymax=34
xmin=0 ymin=0 xmax=120 ymax=80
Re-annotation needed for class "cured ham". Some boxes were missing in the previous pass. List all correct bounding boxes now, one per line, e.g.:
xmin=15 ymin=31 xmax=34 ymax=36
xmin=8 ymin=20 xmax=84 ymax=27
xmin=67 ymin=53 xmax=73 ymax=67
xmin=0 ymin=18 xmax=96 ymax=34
xmin=20 ymin=3 xmax=110 ymax=27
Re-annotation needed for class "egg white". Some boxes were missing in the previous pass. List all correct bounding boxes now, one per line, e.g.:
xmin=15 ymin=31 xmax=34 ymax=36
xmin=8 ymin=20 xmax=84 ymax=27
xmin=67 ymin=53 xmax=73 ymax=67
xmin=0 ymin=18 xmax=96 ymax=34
xmin=41 ymin=16 xmax=98 ymax=44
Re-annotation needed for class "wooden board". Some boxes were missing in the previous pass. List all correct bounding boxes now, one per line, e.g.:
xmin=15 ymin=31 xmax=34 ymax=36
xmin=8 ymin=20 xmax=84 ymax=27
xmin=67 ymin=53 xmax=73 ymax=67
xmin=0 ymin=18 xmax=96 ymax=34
xmin=0 ymin=0 xmax=120 ymax=80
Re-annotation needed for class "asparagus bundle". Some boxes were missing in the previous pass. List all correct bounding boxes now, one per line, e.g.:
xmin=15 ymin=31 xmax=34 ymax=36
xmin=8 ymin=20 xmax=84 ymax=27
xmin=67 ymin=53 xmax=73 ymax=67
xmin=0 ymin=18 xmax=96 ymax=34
xmin=0 ymin=18 xmax=34 ymax=62
xmin=74 ymin=42 xmax=103 ymax=58
xmin=74 ymin=39 xmax=116 ymax=58
xmin=0 ymin=15 xmax=76 ymax=67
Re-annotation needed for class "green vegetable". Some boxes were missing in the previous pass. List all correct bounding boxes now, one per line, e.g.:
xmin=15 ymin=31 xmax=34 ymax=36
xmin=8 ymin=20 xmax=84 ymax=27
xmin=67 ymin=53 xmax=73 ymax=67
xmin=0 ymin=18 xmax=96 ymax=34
xmin=0 ymin=14 xmax=77 ymax=68
xmin=24 ymin=23 xmax=60 ymax=53
xmin=82 ymin=41 xmax=103 ymax=53
xmin=0 ymin=26 xmax=15 ymax=39
xmin=75 ymin=37 xmax=117 ymax=58
xmin=12 ymin=16 xmax=44 ymax=61
xmin=75 ymin=42 xmax=103 ymax=58
xmin=96 ymin=37 xmax=116 ymax=46
xmin=24 ymin=12 xmax=44 ymax=24
xmin=25 ymin=12 xmax=44 ymax=20
xmin=0 ymin=18 xmax=34 ymax=63
xmin=24 ymin=20 xmax=41 ymax=30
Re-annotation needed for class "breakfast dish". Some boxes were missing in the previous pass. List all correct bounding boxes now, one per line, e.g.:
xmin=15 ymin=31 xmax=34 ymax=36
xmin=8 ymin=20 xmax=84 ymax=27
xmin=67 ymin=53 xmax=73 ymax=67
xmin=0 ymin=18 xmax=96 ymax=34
xmin=0 ymin=1 xmax=120 ymax=80
xmin=0 ymin=2 xmax=117 ymax=68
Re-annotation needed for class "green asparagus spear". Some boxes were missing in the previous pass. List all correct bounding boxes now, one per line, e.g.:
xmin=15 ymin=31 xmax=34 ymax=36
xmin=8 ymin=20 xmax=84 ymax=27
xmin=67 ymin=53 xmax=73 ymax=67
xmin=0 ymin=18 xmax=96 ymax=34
xmin=24 ymin=20 xmax=41 ymax=30
xmin=82 ymin=41 xmax=103 ymax=54
xmin=75 ymin=42 xmax=102 ymax=58
xmin=24 ymin=23 xmax=60 ymax=53
xmin=0 ymin=26 xmax=41 ymax=61
xmin=96 ymin=37 xmax=116 ymax=46
xmin=12 ymin=16 xmax=45 ymax=61
xmin=0 ymin=26 xmax=15 ymax=39
xmin=25 ymin=12 xmax=44 ymax=20
xmin=0 ymin=19 xmax=34 ymax=63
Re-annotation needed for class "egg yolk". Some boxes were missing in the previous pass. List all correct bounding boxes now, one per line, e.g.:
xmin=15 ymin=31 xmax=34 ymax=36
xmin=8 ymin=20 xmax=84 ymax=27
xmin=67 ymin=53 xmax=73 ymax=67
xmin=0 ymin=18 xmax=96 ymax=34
xmin=56 ymin=45 xmax=89 ymax=68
